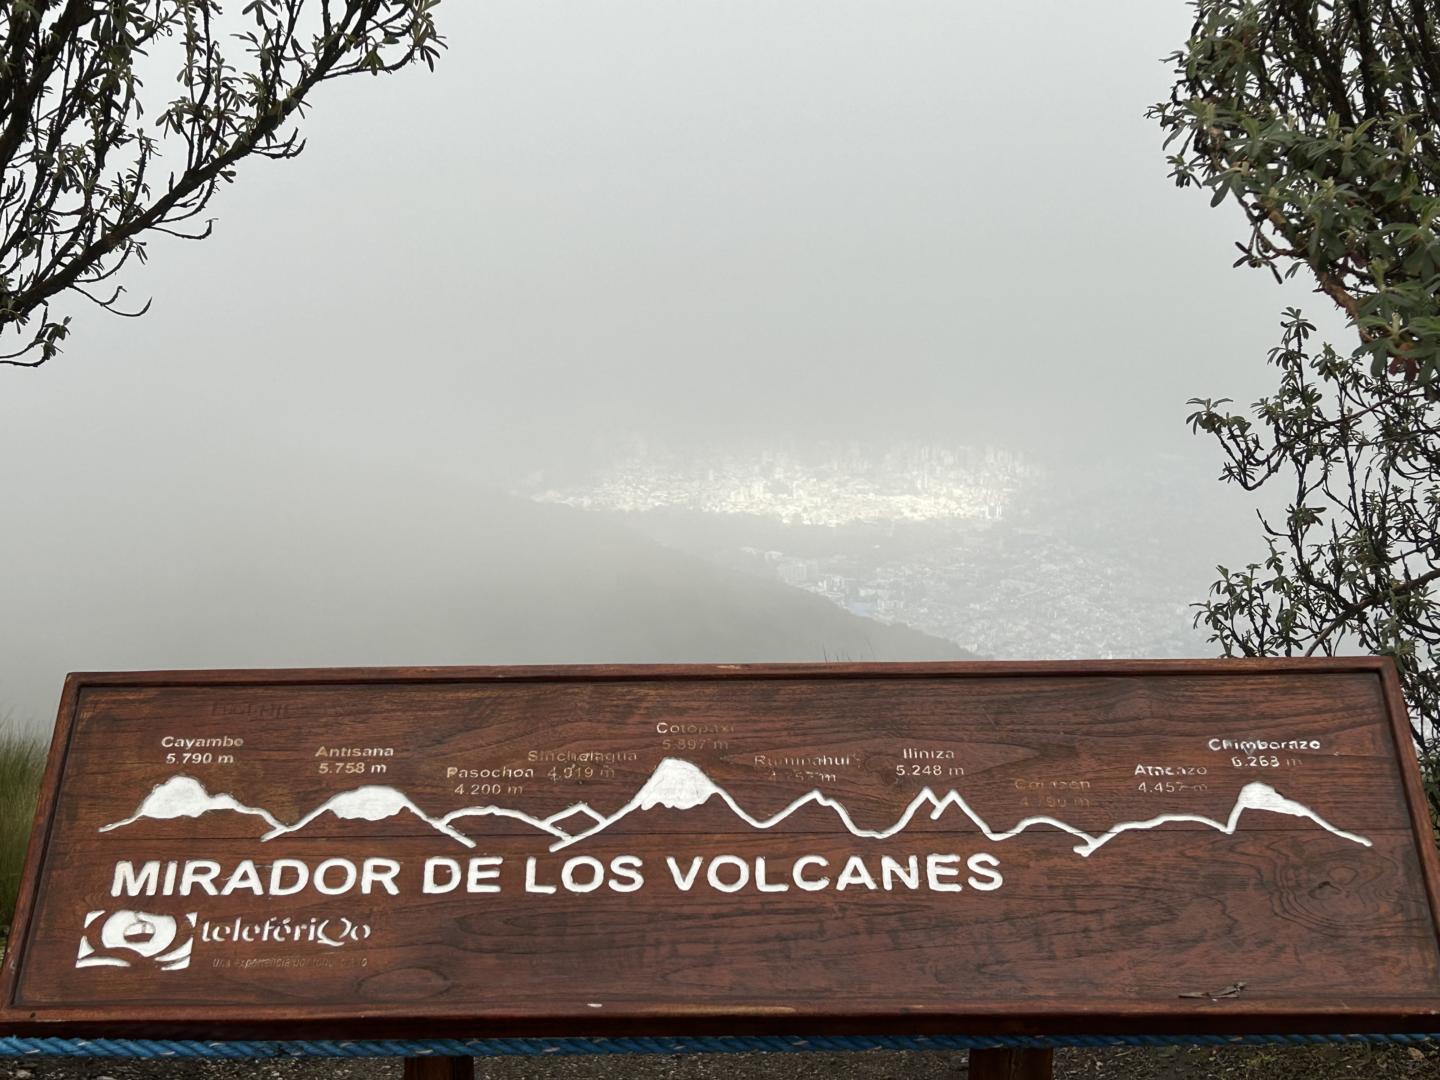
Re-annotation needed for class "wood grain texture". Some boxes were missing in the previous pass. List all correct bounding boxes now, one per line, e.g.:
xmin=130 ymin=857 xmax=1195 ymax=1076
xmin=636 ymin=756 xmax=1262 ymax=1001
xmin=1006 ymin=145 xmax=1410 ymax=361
xmin=0 ymin=659 xmax=1437 ymax=1040
xmin=968 ymin=1048 xmax=1054 ymax=1080
xmin=402 ymin=1058 xmax=473 ymax=1080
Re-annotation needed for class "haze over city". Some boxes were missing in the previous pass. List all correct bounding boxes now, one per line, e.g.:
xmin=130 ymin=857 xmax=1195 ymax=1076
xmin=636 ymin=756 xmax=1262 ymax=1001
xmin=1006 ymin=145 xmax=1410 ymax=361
xmin=0 ymin=0 xmax=1349 ymax=736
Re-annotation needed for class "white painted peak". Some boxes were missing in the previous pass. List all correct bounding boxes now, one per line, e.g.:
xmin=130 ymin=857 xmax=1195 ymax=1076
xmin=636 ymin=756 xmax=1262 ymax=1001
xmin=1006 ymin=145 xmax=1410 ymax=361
xmin=133 ymin=776 xmax=216 ymax=818
xmin=266 ymin=784 xmax=476 ymax=847
xmin=100 ymin=776 xmax=282 ymax=832
xmin=314 ymin=786 xmax=423 ymax=822
xmin=635 ymin=758 xmax=720 ymax=811
xmin=1234 ymin=781 xmax=1310 ymax=816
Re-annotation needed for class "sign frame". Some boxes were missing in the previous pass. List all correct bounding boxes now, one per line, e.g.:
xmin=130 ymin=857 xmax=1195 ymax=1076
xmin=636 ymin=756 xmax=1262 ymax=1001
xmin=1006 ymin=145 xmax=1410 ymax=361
xmin=2 ymin=657 xmax=1439 ymax=1040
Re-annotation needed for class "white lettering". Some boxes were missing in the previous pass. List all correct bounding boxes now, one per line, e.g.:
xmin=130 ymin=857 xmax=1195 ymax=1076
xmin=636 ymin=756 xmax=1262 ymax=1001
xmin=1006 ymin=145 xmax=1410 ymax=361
xmin=179 ymin=860 xmax=221 ymax=896
xmin=754 ymin=857 xmax=789 ymax=893
xmin=880 ymin=855 xmax=920 ymax=891
xmin=270 ymin=859 xmax=309 ymax=896
xmin=466 ymin=856 xmax=503 ymax=893
xmin=966 ymin=852 xmax=1003 ymax=891
xmin=423 ymin=857 xmax=462 ymax=895
xmin=926 ymin=854 xmax=964 ymax=892
xmin=666 ymin=856 xmax=705 ymax=891
xmin=111 ymin=860 xmax=160 ymax=898
xmin=835 ymin=855 xmax=878 ymax=891
xmin=314 ymin=858 xmax=357 ymax=896
xmin=362 ymin=858 xmax=401 ymax=896
xmin=706 ymin=855 xmax=750 ymax=893
xmin=220 ymin=860 xmax=263 ymax=896
xmin=967 ymin=858 xmax=1002 ymax=892
xmin=608 ymin=855 xmax=645 ymax=893
xmin=525 ymin=856 xmax=556 ymax=894
xmin=793 ymin=855 xmax=830 ymax=891
xmin=562 ymin=856 xmax=605 ymax=893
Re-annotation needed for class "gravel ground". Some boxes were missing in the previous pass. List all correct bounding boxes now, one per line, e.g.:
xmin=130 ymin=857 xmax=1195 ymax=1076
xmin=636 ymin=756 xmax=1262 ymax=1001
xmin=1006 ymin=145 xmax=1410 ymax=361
xmin=0 ymin=1044 xmax=1437 ymax=1080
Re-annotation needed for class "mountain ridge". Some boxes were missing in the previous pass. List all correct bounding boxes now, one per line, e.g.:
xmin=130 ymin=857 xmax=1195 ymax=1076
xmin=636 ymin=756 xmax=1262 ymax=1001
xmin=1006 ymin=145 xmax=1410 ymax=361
xmin=100 ymin=760 xmax=1373 ymax=860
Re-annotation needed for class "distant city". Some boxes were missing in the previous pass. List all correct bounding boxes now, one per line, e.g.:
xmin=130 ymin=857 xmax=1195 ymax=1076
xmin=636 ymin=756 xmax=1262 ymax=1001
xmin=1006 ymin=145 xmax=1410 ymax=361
xmin=532 ymin=442 xmax=1030 ymax=527
xmin=522 ymin=439 xmax=1227 ymax=662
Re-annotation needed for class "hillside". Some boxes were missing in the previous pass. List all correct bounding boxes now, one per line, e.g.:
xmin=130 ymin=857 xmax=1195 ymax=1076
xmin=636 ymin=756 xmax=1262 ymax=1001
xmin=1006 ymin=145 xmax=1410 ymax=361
xmin=311 ymin=493 xmax=969 ymax=666
xmin=1 ymin=488 xmax=965 ymax=731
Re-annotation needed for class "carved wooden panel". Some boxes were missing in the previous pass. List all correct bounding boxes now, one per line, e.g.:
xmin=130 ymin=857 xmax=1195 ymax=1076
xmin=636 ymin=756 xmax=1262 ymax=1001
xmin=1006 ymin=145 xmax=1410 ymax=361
xmin=2 ymin=660 xmax=1438 ymax=1038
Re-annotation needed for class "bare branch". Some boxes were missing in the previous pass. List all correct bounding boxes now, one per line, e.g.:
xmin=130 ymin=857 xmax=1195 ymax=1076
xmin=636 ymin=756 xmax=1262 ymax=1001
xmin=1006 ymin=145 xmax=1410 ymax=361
xmin=0 ymin=0 xmax=446 ymax=368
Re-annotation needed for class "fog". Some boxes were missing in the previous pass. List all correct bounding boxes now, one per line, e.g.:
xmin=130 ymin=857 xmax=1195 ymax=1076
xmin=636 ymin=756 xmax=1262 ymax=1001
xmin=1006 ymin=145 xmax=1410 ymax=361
xmin=0 ymin=1 xmax=1351 ymax=736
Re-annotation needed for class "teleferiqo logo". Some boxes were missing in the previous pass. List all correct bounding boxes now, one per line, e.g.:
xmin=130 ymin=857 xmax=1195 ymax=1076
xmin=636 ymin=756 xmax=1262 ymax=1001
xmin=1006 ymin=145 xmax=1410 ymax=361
xmin=76 ymin=910 xmax=197 ymax=971
xmin=76 ymin=910 xmax=373 ymax=973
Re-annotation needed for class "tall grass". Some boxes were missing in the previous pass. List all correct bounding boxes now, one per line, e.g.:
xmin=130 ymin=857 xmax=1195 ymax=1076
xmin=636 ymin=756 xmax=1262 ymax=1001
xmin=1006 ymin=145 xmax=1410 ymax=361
xmin=0 ymin=724 xmax=45 ymax=938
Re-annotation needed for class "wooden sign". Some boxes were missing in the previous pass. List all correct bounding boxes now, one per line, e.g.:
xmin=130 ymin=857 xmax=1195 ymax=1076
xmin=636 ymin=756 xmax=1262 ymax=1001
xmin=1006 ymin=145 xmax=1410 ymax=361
xmin=3 ymin=659 xmax=1439 ymax=1039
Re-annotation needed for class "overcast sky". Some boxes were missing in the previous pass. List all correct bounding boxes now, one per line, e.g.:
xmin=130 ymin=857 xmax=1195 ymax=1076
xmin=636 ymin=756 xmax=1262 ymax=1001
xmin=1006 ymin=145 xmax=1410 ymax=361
xmin=0 ymin=1 xmax=1352 ymax=735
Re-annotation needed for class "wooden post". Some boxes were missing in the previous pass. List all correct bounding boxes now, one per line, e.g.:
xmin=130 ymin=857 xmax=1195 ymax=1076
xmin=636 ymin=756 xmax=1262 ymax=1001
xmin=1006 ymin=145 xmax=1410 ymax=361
xmin=402 ymin=1056 xmax=474 ymax=1080
xmin=967 ymin=1048 xmax=1053 ymax=1080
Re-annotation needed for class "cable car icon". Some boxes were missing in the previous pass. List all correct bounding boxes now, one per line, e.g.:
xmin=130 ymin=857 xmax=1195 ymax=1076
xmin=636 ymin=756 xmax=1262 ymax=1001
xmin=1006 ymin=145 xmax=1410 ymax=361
xmin=76 ymin=910 xmax=195 ymax=971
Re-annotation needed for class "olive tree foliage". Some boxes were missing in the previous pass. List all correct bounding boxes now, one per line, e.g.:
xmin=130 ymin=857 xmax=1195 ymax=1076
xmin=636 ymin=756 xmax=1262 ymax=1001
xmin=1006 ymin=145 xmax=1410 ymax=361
xmin=0 ymin=0 xmax=443 ymax=368
xmin=1150 ymin=0 xmax=1440 ymax=819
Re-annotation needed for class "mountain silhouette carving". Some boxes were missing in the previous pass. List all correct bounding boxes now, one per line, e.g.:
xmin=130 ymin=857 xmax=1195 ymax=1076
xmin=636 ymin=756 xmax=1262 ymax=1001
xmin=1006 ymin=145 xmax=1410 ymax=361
xmin=100 ymin=759 xmax=1373 ymax=859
